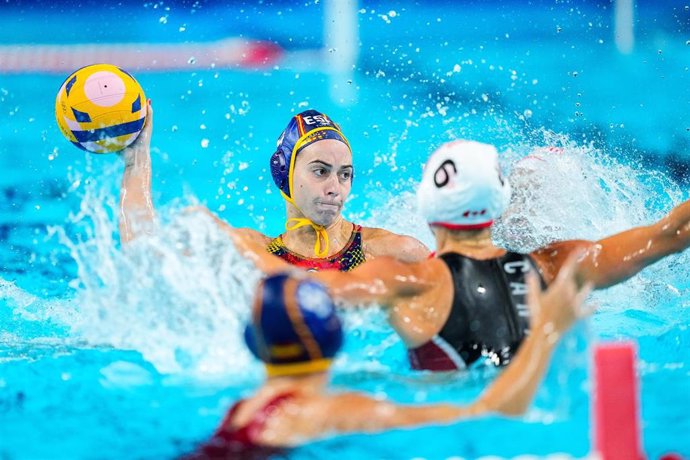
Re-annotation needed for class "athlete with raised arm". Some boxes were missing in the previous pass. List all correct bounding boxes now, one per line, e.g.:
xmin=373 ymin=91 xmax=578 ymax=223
xmin=230 ymin=140 xmax=690 ymax=371
xmin=119 ymin=104 xmax=429 ymax=270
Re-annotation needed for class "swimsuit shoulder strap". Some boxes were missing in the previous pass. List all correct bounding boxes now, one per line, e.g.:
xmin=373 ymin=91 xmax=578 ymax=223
xmin=266 ymin=235 xmax=287 ymax=255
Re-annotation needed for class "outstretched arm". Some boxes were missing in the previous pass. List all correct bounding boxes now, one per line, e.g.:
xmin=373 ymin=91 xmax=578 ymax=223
xmin=533 ymin=199 xmax=690 ymax=288
xmin=311 ymin=257 xmax=439 ymax=306
xmin=315 ymin=253 xmax=592 ymax=436
xmin=119 ymin=100 xmax=155 ymax=244
xmin=475 ymin=254 xmax=592 ymax=415
xmin=186 ymin=206 xmax=282 ymax=270
xmin=191 ymin=207 xmax=439 ymax=304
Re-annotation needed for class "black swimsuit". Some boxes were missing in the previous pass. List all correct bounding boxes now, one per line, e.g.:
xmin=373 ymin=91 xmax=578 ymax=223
xmin=408 ymin=252 xmax=544 ymax=371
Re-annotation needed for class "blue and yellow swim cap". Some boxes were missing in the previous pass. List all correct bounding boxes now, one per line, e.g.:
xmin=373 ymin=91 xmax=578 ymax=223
xmin=270 ymin=109 xmax=351 ymax=201
xmin=244 ymin=273 xmax=343 ymax=377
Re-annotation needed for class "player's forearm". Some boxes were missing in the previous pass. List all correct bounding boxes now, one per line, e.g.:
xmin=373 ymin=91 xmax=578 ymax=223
xmin=660 ymin=199 xmax=690 ymax=248
xmin=312 ymin=270 xmax=390 ymax=307
xmin=231 ymin=231 xmax=291 ymax=274
xmin=383 ymin=403 xmax=472 ymax=430
xmin=475 ymin=318 xmax=559 ymax=416
xmin=119 ymin=149 xmax=155 ymax=243
xmin=584 ymin=203 xmax=690 ymax=288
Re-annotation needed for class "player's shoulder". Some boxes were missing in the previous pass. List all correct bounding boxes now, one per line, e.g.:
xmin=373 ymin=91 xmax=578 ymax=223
xmin=360 ymin=226 xmax=430 ymax=262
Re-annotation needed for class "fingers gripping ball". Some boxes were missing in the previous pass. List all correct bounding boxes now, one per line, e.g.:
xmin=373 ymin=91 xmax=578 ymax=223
xmin=55 ymin=64 xmax=147 ymax=153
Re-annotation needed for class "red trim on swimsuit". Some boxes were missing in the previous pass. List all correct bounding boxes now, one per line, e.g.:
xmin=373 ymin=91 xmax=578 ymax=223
xmin=190 ymin=392 xmax=295 ymax=459
xmin=408 ymin=340 xmax=463 ymax=372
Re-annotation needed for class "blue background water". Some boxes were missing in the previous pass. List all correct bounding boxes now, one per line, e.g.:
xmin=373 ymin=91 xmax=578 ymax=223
xmin=1 ymin=1 xmax=689 ymax=459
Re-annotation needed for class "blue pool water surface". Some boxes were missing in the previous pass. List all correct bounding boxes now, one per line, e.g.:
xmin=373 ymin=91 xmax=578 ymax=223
xmin=1 ymin=1 xmax=689 ymax=459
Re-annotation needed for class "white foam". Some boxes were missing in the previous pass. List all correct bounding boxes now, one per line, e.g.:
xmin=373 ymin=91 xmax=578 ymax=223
xmin=43 ymin=163 xmax=262 ymax=376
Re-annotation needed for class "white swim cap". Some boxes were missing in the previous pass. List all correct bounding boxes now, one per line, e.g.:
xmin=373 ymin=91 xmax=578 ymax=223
xmin=416 ymin=140 xmax=511 ymax=229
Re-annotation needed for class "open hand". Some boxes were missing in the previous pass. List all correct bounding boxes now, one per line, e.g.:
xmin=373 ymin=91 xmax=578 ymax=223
xmin=119 ymin=99 xmax=153 ymax=167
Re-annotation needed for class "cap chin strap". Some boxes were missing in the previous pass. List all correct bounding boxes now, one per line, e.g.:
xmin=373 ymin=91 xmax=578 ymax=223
xmin=281 ymin=126 xmax=349 ymax=259
xmin=286 ymin=217 xmax=330 ymax=258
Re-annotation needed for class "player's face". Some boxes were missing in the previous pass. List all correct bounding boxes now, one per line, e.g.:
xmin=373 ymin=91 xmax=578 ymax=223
xmin=292 ymin=140 xmax=353 ymax=227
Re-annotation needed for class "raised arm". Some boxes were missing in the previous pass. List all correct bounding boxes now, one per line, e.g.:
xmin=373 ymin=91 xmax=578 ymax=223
xmin=119 ymin=100 xmax=155 ymax=244
xmin=475 ymin=254 xmax=592 ymax=415
xmin=533 ymin=199 xmax=690 ymax=288
xmin=312 ymin=253 xmax=592 ymax=437
xmin=185 ymin=206 xmax=281 ymax=269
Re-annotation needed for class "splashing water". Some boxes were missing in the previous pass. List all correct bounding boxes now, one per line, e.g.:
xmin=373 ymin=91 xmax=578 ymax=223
xmin=493 ymin=132 xmax=689 ymax=334
xmin=494 ymin=131 xmax=684 ymax=251
xmin=11 ymin=129 xmax=686 ymax=384
xmin=355 ymin=128 xmax=688 ymax=337
xmin=46 ymin=162 xmax=262 ymax=376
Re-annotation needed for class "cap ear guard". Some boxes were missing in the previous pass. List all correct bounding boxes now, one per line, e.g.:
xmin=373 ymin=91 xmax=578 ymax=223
xmin=270 ymin=110 xmax=351 ymax=201
xmin=244 ymin=324 xmax=263 ymax=362
xmin=270 ymin=146 xmax=290 ymax=196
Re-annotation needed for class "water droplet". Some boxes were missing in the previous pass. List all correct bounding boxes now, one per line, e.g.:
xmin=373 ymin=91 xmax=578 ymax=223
xmin=201 ymin=139 xmax=209 ymax=148
xmin=188 ymin=56 xmax=196 ymax=64
xmin=523 ymin=109 xmax=533 ymax=118
xmin=171 ymin=125 xmax=178 ymax=132
xmin=179 ymin=24 xmax=186 ymax=32
xmin=159 ymin=15 xmax=168 ymax=24
xmin=686 ymin=40 xmax=690 ymax=46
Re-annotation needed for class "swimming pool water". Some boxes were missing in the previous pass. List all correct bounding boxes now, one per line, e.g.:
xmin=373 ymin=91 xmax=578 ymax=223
xmin=1 ymin=1 xmax=689 ymax=458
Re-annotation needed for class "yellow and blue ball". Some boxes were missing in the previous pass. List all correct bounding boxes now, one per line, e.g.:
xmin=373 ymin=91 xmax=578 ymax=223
xmin=55 ymin=64 xmax=147 ymax=153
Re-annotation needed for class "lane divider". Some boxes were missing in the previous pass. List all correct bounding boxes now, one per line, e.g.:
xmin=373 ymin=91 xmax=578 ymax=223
xmin=0 ymin=38 xmax=282 ymax=73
